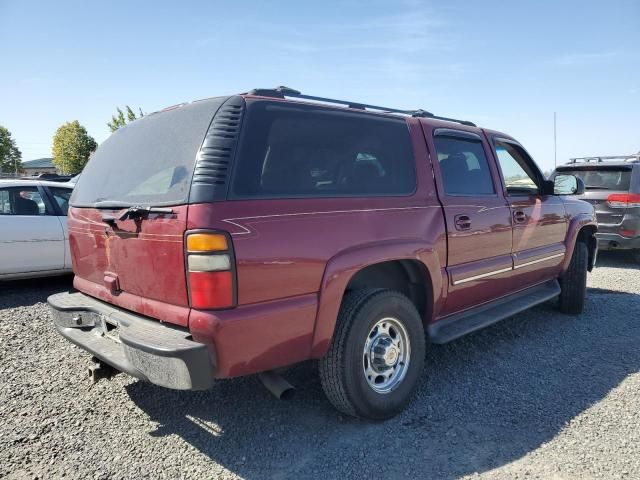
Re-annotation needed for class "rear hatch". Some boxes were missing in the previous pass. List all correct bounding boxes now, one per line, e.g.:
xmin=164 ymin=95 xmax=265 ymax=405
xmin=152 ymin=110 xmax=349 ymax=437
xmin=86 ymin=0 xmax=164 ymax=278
xmin=68 ymin=97 xmax=229 ymax=326
xmin=555 ymin=165 xmax=635 ymax=233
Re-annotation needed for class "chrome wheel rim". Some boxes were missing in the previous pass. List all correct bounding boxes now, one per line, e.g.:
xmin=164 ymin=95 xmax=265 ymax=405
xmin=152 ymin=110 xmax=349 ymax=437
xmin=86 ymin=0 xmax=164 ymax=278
xmin=362 ymin=317 xmax=411 ymax=394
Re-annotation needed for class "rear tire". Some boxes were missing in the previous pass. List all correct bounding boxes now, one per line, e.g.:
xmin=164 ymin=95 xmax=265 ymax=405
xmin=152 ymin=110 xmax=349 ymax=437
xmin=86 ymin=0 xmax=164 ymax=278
xmin=631 ymin=250 xmax=640 ymax=264
xmin=318 ymin=289 xmax=425 ymax=420
xmin=559 ymin=241 xmax=588 ymax=314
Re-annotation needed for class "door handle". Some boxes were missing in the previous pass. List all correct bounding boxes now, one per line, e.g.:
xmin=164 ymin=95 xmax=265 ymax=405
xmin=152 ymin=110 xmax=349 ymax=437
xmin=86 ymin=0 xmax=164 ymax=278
xmin=513 ymin=210 xmax=527 ymax=223
xmin=454 ymin=214 xmax=471 ymax=230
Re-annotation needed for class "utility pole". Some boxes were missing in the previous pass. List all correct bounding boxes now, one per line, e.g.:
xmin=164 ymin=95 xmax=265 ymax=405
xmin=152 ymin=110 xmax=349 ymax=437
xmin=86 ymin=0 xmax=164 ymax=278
xmin=553 ymin=112 xmax=557 ymax=168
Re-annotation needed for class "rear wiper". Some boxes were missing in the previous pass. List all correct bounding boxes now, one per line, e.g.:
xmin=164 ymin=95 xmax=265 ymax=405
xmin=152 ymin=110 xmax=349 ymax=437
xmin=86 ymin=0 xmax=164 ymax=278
xmin=118 ymin=205 xmax=174 ymax=221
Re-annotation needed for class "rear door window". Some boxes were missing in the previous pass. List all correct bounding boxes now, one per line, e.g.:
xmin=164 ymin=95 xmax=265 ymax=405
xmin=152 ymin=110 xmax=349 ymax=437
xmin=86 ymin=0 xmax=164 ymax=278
xmin=433 ymin=134 xmax=495 ymax=196
xmin=230 ymin=102 xmax=416 ymax=198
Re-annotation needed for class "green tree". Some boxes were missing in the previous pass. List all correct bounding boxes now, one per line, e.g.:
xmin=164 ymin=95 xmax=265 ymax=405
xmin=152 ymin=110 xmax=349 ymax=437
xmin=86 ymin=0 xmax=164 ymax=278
xmin=0 ymin=126 xmax=23 ymax=174
xmin=52 ymin=121 xmax=97 ymax=174
xmin=107 ymin=105 xmax=144 ymax=132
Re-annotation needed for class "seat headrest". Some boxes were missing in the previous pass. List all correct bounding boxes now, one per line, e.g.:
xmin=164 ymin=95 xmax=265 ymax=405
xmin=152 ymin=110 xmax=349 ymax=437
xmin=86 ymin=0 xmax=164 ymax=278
xmin=441 ymin=152 xmax=469 ymax=173
xmin=14 ymin=196 xmax=40 ymax=215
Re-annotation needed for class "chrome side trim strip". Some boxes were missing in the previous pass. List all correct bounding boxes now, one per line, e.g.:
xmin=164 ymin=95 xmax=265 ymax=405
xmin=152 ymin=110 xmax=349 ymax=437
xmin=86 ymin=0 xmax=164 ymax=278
xmin=453 ymin=267 xmax=512 ymax=285
xmin=453 ymin=252 xmax=566 ymax=285
xmin=514 ymin=252 xmax=565 ymax=269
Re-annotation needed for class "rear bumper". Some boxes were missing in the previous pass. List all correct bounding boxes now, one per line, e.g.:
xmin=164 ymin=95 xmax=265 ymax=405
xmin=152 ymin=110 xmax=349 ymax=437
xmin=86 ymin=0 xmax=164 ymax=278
xmin=596 ymin=212 xmax=640 ymax=250
xmin=596 ymin=232 xmax=640 ymax=250
xmin=48 ymin=291 xmax=215 ymax=390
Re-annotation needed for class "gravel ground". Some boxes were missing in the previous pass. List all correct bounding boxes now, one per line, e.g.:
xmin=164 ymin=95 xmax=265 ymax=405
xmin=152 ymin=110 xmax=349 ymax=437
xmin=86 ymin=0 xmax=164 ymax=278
xmin=1 ymin=251 xmax=639 ymax=480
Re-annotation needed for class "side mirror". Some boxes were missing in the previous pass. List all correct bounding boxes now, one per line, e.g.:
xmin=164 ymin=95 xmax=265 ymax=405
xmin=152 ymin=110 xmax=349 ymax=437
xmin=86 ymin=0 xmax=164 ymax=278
xmin=554 ymin=174 xmax=585 ymax=195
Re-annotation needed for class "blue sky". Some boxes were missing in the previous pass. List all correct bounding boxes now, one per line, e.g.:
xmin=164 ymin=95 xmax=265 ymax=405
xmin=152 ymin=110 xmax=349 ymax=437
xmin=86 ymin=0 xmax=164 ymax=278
xmin=1 ymin=0 xmax=638 ymax=172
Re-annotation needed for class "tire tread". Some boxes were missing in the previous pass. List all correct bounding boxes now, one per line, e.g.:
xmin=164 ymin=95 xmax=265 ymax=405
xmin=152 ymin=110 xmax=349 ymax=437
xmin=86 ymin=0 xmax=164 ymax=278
xmin=318 ymin=289 xmax=381 ymax=417
xmin=559 ymin=241 xmax=588 ymax=314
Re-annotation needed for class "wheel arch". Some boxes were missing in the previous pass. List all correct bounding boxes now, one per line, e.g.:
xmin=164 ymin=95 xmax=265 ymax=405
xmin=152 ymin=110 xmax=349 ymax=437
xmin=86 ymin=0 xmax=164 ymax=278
xmin=560 ymin=213 xmax=598 ymax=274
xmin=577 ymin=224 xmax=598 ymax=271
xmin=310 ymin=240 xmax=443 ymax=358
xmin=346 ymin=259 xmax=433 ymax=322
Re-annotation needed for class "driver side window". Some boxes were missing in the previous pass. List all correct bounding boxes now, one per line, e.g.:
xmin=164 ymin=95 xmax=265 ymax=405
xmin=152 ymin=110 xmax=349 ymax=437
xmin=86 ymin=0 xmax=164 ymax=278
xmin=494 ymin=140 xmax=541 ymax=196
xmin=0 ymin=187 xmax=47 ymax=216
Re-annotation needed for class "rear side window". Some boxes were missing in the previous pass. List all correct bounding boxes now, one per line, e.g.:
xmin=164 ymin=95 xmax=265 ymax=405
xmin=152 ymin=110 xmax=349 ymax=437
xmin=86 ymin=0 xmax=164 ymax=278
xmin=71 ymin=97 xmax=226 ymax=207
xmin=230 ymin=102 xmax=416 ymax=198
xmin=433 ymin=134 xmax=495 ymax=196
xmin=558 ymin=168 xmax=632 ymax=191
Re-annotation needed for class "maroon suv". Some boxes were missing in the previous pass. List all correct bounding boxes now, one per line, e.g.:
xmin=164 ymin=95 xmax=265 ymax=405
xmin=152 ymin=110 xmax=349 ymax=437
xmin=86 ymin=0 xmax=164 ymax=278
xmin=48 ymin=87 xmax=597 ymax=419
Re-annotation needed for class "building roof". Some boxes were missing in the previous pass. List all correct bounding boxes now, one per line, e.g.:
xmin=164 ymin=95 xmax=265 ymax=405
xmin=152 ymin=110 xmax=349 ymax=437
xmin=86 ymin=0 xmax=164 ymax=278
xmin=22 ymin=157 xmax=54 ymax=168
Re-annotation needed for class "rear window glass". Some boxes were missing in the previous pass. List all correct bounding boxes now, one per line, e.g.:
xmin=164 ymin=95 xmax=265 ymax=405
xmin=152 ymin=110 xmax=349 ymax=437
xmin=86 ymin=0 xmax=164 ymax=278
xmin=71 ymin=97 xmax=226 ymax=207
xmin=558 ymin=169 xmax=631 ymax=191
xmin=230 ymin=102 xmax=416 ymax=198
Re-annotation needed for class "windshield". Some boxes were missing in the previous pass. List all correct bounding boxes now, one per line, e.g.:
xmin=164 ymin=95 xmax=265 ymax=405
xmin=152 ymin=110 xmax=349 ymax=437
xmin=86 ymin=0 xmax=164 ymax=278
xmin=558 ymin=168 xmax=631 ymax=191
xmin=70 ymin=97 xmax=226 ymax=207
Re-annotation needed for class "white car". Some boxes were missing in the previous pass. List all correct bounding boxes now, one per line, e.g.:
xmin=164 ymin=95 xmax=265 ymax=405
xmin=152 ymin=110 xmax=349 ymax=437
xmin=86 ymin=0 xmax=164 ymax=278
xmin=0 ymin=179 xmax=73 ymax=280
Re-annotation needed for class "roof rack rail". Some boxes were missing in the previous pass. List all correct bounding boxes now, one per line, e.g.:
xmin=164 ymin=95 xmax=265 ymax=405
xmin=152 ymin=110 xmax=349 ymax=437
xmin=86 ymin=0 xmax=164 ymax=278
xmin=246 ymin=86 xmax=476 ymax=127
xmin=568 ymin=154 xmax=640 ymax=164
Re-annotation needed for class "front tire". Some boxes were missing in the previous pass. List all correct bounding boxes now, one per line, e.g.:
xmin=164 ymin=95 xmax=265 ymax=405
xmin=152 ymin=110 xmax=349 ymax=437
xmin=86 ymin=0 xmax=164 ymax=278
xmin=318 ymin=289 xmax=425 ymax=420
xmin=559 ymin=241 xmax=588 ymax=314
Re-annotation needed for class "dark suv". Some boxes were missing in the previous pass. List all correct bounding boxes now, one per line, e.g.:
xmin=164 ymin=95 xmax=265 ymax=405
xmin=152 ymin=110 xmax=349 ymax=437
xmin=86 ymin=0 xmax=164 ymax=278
xmin=48 ymin=87 xmax=597 ymax=419
xmin=554 ymin=155 xmax=640 ymax=262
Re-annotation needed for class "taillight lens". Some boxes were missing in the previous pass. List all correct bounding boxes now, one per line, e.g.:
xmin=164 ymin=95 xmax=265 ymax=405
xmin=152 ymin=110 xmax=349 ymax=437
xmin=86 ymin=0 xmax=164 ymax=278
xmin=607 ymin=193 xmax=640 ymax=208
xmin=189 ymin=271 xmax=234 ymax=309
xmin=187 ymin=233 xmax=228 ymax=252
xmin=185 ymin=231 xmax=235 ymax=310
xmin=188 ymin=254 xmax=231 ymax=272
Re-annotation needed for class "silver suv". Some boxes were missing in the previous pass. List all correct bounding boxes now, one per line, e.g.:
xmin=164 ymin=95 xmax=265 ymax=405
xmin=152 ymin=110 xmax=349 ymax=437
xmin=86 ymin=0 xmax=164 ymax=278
xmin=554 ymin=154 xmax=640 ymax=262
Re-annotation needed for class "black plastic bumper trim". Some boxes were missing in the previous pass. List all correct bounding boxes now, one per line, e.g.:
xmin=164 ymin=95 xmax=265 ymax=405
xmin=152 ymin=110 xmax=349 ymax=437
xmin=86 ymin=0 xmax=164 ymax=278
xmin=48 ymin=291 xmax=215 ymax=390
xmin=596 ymin=233 xmax=640 ymax=250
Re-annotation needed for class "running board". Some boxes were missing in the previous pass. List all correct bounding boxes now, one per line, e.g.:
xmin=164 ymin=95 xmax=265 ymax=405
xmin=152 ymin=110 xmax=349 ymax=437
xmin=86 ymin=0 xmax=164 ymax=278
xmin=429 ymin=280 xmax=561 ymax=344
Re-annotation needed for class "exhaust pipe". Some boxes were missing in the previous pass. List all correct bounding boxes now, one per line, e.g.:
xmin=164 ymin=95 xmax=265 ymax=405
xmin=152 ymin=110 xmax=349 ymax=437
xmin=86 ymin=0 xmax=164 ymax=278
xmin=258 ymin=371 xmax=295 ymax=400
xmin=88 ymin=358 xmax=117 ymax=383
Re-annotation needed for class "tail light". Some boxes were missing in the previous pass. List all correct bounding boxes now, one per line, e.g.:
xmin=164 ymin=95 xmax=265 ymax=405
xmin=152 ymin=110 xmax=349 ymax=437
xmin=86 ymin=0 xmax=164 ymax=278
xmin=185 ymin=231 xmax=236 ymax=309
xmin=607 ymin=193 xmax=640 ymax=208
